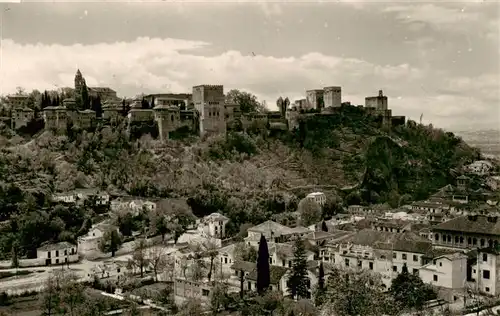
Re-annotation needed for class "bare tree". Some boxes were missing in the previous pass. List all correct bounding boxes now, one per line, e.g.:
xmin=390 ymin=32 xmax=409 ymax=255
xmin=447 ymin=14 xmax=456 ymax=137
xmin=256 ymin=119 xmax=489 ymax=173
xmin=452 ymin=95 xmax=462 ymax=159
xmin=148 ymin=246 xmax=169 ymax=282
xmin=131 ymin=238 xmax=148 ymax=278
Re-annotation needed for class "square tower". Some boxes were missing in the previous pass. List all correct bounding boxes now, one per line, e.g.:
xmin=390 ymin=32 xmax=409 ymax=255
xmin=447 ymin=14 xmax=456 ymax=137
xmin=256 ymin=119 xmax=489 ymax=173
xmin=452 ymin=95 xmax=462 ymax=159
xmin=365 ymin=90 xmax=388 ymax=110
xmin=192 ymin=85 xmax=226 ymax=135
xmin=306 ymin=89 xmax=324 ymax=110
xmin=323 ymin=86 xmax=342 ymax=108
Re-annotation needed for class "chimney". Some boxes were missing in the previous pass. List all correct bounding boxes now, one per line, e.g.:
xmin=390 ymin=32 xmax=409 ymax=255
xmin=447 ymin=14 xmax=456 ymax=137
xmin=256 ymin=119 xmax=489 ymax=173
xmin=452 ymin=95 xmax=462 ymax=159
xmin=378 ymin=90 xmax=383 ymax=97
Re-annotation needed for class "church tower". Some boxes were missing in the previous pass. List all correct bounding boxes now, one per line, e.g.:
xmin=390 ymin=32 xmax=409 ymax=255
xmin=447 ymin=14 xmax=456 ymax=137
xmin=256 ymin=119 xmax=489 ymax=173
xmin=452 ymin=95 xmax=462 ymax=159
xmin=74 ymin=69 xmax=85 ymax=93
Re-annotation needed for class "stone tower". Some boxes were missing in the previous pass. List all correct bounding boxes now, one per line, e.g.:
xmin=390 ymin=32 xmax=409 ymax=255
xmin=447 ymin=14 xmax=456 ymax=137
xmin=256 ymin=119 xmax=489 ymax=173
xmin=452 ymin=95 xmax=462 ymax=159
xmin=74 ymin=69 xmax=85 ymax=93
xmin=154 ymin=104 xmax=180 ymax=141
xmin=192 ymin=85 xmax=225 ymax=136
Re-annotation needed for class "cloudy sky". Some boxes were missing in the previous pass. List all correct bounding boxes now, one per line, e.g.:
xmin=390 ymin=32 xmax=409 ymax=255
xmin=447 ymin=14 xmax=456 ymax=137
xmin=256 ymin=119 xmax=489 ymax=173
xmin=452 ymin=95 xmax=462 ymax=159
xmin=0 ymin=1 xmax=499 ymax=131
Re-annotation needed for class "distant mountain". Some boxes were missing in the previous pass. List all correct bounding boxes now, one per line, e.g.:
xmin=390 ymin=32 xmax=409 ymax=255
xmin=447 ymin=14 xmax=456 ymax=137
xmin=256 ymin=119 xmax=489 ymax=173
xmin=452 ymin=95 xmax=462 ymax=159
xmin=454 ymin=129 xmax=500 ymax=158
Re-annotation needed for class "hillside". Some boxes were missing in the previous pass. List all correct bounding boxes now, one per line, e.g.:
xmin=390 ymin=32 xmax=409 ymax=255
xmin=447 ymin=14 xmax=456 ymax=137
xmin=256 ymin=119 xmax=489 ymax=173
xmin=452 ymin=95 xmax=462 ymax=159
xmin=0 ymin=105 xmax=479 ymax=234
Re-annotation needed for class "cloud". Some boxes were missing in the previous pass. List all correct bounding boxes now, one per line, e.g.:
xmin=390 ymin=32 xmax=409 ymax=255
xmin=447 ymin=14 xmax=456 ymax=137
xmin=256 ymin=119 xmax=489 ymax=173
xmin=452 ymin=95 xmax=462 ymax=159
xmin=0 ymin=36 xmax=498 ymax=130
xmin=383 ymin=3 xmax=498 ymax=35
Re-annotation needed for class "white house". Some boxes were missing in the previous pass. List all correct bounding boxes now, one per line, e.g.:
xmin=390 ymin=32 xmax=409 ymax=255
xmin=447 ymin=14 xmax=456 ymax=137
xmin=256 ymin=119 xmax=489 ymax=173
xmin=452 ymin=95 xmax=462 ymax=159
xmin=110 ymin=196 xmax=157 ymax=215
xmin=419 ymin=252 xmax=468 ymax=302
xmin=52 ymin=189 xmax=110 ymax=205
xmin=37 ymin=241 xmax=79 ymax=266
xmin=466 ymin=160 xmax=494 ymax=176
xmin=78 ymin=222 xmax=118 ymax=254
xmin=306 ymin=192 xmax=326 ymax=207
xmin=269 ymin=243 xmax=315 ymax=268
xmin=245 ymin=220 xmax=294 ymax=246
xmin=198 ymin=212 xmax=229 ymax=239
xmin=472 ymin=247 xmax=500 ymax=296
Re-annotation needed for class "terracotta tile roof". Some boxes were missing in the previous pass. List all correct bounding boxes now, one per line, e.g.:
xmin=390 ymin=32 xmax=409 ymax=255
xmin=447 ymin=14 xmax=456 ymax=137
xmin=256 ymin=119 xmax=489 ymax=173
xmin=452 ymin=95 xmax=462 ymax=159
xmin=38 ymin=241 xmax=76 ymax=251
xmin=248 ymin=220 xmax=293 ymax=235
xmin=432 ymin=215 xmax=500 ymax=235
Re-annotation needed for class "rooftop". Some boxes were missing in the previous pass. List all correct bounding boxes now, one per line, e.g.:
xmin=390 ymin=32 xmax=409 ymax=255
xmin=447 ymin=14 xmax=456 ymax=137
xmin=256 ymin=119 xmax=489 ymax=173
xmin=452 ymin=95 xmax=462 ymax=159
xmin=433 ymin=215 xmax=500 ymax=236
xmin=247 ymin=220 xmax=294 ymax=235
xmin=38 ymin=241 xmax=75 ymax=251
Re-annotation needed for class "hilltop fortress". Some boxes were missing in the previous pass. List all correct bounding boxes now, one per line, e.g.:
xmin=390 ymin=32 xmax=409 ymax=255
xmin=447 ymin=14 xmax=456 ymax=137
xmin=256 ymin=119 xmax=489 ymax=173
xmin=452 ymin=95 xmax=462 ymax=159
xmin=8 ymin=70 xmax=406 ymax=140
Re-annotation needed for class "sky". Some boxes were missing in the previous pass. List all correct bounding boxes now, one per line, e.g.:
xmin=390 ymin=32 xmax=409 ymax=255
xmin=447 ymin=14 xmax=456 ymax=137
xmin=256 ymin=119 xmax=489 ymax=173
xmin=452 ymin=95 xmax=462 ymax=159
xmin=0 ymin=1 xmax=499 ymax=131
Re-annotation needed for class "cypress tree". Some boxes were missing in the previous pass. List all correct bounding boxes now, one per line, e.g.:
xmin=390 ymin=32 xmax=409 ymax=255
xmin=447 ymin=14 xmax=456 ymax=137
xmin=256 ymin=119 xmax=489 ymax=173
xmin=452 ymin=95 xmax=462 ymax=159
xmin=81 ymin=83 xmax=89 ymax=110
xmin=256 ymin=234 xmax=270 ymax=294
xmin=321 ymin=221 xmax=328 ymax=232
xmin=151 ymin=97 xmax=155 ymax=108
xmin=318 ymin=261 xmax=325 ymax=289
xmin=288 ymin=238 xmax=309 ymax=300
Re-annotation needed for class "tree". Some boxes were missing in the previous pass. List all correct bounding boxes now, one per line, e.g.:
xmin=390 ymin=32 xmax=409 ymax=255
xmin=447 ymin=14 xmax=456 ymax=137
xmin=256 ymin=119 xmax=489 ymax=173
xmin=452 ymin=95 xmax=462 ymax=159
xmin=99 ymin=229 xmax=123 ymax=257
xmin=297 ymin=198 xmax=322 ymax=227
xmin=40 ymin=274 xmax=62 ymax=316
xmin=321 ymin=221 xmax=328 ymax=232
xmin=257 ymin=234 xmax=271 ymax=294
xmin=226 ymin=89 xmax=264 ymax=114
xmin=389 ymin=264 xmax=436 ymax=311
xmin=151 ymin=210 xmax=169 ymax=242
xmin=322 ymin=267 xmax=398 ymax=316
xmin=147 ymin=246 xmax=168 ymax=282
xmin=131 ymin=238 xmax=148 ymax=278
xmin=59 ymin=274 xmax=86 ymax=316
xmin=81 ymin=82 xmax=90 ymax=110
xmin=314 ymin=261 xmax=327 ymax=306
xmin=288 ymin=238 xmax=309 ymax=300
xmin=210 ymin=282 xmax=230 ymax=315
xmin=203 ymin=239 xmax=219 ymax=282
xmin=234 ymin=242 xmax=258 ymax=262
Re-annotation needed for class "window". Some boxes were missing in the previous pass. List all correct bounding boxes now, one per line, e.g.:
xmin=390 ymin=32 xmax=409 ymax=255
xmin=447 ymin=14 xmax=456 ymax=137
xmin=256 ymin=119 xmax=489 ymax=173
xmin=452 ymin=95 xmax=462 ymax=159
xmin=393 ymin=266 xmax=397 ymax=272
xmin=435 ymin=234 xmax=439 ymax=241
xmin=439 ymin=262 xmax=442 ymax=267
xmin=224 ymin=257 xmax=228 ymax=264
xmin=486 ymin=287 xmax=490 ymax=292
xmin=481 ymin=239 xmax=485 ymax=247
xmin=345 ymin=259 xmax=350 ymax=267
xmin=117 ymin=268 xmax=121 ymax=273
xmin=358 ymin=260 xmax=362 ymax=267
xmin=473 ymin=238 xmax=477 ymax=245
xmin=455 ymin=236 xmax=459 ymax=243
xmin=393 ymin=253 xmax=397 ymax=259
xmin=402 ymin=254 xmax=407 ymax=260
xmin=234 ymin=270 xmax=238 ymax=276
xmin=282 ymin=260 xmax=286 ymax=266
xmin=248 ymin=282 xmax=251 ymax=290
xmin=48 ymin=252 xmax=51 ymax=258
xmin=483 ymin=253 xmax=488 ymax=262
xmin=64 ymin=250 xmax=67 ymax=256
xmin=55 ymin=250 xmax=59 ymax=257
xmin=433 ymin=275 xmax=438 ymax=282
xmin=56 ymin=259 xmax=59 ymax=264
xmin=369 ymin=262 xmax=373 ymax=270
xmin=413 ymin=255 xmax=418 ymax=262
xmin=483 ymin=270 xmax=490 ymax=279
xmin=288 ymin=261 xmax=292 ymax=268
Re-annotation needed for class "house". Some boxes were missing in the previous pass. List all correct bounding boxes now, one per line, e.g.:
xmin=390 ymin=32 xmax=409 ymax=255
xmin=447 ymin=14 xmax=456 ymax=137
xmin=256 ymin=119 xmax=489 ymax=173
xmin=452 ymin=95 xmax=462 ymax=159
xmin=466 ymin=160 xmax=494 ymax=176
xmin=218 ymin=242 xmax=240 ymax=272
xmin=229 ymin=261 xmax=291 ymax=295
xmin=347 ymin=205 xmax=365 ymax=214
xmin=331 ymin=229 xmax=433 ymax=288
xmin=318 ymin=230 xmax=356 ymax=262
xmin=470 ymin=246 xmax=500 ymax=296
xmin=90 ymin=260 xmax=129 ymax=281
xmin=419 ymin=252 xmax=468 ymax=302
xmin=78 ymin=222 xmax=118 ymax=253
xmin=245 ymin=220 xmax=294 ymax=246
xmin=197 ymin=212 xmax=229 ymax=239
xmin=371 ymin=218 xmax=412 ymax=233
xmin=52 ymin=189 xmax=110 ymax=205
xmin=432 ymin=214 xmax=500 ymax=250
xmin=174 ymin=278 xmax=214 ymax=304
xmin=110 ymin=196 xmax=158 ymax=215
xmin=37 ymin=242 xmax=78 ymax=265
xmin=281 ymin=226 xmax=311 ymax=242
xmin=306 ymin=192 xmax=326 ymax=207
xmin=305 ymin=231 xmax=336 ymax=246
xmin=268 ymin=243 xmax=315 ymax=268
xmin=411 ymin=201 xmax=448 ymax=214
